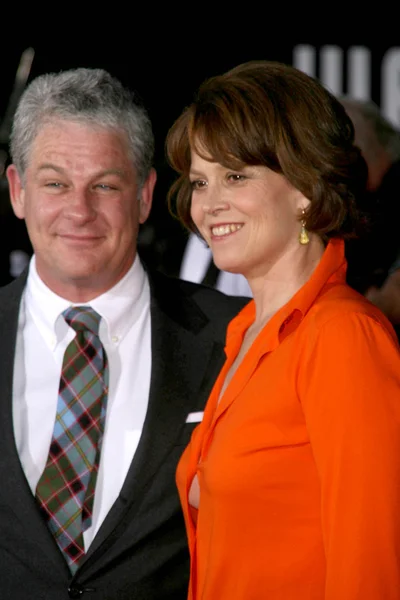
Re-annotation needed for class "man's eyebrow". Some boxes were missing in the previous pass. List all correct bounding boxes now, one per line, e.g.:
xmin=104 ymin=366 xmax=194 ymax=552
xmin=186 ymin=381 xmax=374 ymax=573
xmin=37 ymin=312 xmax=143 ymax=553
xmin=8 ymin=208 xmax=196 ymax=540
xmin=95 ymin=168 xmax=128 ymax=178
xmin=36 ymin=165 xmax=128 ymax=178
xmin=36 ymin=163 xmax=65 ymax=174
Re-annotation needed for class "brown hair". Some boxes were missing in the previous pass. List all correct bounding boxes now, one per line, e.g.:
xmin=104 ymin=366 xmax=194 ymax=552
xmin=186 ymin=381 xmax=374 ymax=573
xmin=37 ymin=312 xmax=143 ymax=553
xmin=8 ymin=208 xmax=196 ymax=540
xmin=166 ymin=60 xmax=368 ymax=239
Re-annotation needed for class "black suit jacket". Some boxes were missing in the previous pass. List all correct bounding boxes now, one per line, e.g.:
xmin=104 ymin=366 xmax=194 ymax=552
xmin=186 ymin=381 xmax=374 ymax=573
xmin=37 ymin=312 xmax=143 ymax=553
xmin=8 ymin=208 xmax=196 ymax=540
xmin=0 ymin=268 xmax=248 ymax=599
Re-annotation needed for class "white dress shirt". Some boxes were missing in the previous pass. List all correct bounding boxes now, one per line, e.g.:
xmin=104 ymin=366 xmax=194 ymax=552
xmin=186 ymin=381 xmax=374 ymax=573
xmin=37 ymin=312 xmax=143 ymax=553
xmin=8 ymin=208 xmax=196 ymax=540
xmin=180 ymin=232 xmax=253 ymax=297
xmin=13 ymin=254 xmax=152 ymax=550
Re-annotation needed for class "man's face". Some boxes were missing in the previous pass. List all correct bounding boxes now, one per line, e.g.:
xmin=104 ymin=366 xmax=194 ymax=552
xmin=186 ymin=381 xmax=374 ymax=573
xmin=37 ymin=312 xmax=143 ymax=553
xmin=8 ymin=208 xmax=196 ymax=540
xmin=7 ymin=119 xmax=156 ymax=301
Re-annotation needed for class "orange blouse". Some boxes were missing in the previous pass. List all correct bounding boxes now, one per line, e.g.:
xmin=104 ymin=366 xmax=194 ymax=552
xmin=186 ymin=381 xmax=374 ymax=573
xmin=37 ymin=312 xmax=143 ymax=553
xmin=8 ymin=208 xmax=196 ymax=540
xmin=176 ymin=238 xmax=400 ymax=600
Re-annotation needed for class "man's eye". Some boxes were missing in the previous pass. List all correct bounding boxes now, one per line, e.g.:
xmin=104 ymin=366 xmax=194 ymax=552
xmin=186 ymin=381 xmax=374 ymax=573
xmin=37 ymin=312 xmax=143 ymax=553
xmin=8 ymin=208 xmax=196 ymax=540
xmin=45 ymin=181 xmax=63 ymax=188
xmin=95 ymin=184 xmax=116 ymax=191
xmin=190 ymin=180 xmax=207 ymax=190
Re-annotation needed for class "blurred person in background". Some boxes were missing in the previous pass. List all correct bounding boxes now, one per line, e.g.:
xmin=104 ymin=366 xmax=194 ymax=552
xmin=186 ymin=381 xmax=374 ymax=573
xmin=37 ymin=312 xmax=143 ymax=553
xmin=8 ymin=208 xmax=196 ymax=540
xmin=340 ymin=97 xmax=400 ymax=333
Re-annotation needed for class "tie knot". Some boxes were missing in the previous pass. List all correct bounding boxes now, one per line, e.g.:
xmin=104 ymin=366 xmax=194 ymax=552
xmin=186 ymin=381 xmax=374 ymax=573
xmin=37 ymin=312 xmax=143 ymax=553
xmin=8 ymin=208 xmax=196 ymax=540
xmin=63 ymin=306 xmax=102 ymax=335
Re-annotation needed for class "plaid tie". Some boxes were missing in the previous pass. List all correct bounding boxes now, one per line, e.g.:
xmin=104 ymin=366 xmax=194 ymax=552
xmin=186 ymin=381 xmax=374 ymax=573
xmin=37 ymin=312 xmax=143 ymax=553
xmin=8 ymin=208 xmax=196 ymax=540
xmin=35 ymin=306 xmax=109 ymax=574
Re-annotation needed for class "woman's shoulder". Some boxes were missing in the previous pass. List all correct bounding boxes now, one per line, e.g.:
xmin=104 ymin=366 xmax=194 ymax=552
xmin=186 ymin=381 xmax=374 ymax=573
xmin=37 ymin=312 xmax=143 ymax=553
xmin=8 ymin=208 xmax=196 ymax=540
xmin=304 ymin=281 xmax=396 ymax=339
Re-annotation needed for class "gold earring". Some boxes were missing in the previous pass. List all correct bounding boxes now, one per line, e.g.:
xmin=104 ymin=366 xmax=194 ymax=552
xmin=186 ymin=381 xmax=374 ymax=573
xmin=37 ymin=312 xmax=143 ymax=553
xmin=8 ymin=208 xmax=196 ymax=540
xmin=299 ymin=209 xmax=310 ymax=245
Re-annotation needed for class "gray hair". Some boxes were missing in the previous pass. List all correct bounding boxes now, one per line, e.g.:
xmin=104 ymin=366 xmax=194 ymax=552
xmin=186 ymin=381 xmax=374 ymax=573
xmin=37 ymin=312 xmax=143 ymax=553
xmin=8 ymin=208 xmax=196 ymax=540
xmin=9 ymin=67 xmax=154 ymax=188
xmin=339 ymin=97 xmax=400 ymax=164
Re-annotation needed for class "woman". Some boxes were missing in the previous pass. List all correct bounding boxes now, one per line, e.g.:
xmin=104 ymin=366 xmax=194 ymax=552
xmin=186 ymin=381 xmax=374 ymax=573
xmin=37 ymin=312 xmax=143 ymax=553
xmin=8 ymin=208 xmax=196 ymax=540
xmin=166 ymin=61 xmax=400 ymax=599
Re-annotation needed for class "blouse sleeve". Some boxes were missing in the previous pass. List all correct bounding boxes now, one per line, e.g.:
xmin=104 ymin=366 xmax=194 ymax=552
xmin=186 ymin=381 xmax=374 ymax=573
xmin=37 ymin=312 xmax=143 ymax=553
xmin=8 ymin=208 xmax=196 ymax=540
xmin=299 ymin=311 xmax=400 ymax=600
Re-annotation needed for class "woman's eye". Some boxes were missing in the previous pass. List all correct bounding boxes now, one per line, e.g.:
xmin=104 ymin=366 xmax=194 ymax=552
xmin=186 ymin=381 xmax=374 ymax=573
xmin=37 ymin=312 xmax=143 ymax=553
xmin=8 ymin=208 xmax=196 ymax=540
xmin=227 ymin=173 xmax=246 ymax=182
xmin=190 ymin=179 xmax=207 ymax=190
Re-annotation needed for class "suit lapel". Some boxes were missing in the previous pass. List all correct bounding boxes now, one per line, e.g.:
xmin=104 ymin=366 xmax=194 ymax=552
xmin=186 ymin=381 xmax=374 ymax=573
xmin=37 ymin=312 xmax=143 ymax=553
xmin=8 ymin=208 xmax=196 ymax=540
xmin=0 ymin=273 xmax=69 ymax=572
xmin=84 ymin=273 xmax=226 ymax=562
xmin=120 ymin=285 xmax=225 ymax=504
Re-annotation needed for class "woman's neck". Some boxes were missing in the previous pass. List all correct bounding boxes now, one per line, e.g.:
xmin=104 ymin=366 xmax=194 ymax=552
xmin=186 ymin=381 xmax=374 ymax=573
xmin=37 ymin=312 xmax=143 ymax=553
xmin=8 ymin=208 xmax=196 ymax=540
xmin=247 ymin=236 xmax=325 ymax=329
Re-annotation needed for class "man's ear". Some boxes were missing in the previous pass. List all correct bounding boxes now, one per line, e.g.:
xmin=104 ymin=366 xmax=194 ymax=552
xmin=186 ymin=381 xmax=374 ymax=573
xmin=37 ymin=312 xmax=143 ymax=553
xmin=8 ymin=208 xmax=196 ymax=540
xmin=138 ymin=168 xmax=157 ymax=225
xmin=6 ymin=164 xmax=25 ymax=219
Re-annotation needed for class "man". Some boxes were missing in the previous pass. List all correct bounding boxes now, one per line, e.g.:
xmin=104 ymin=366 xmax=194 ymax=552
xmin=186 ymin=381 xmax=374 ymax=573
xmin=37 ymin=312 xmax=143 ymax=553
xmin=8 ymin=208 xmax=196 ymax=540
xmin=1 ymin=68 xmax=247 ymax=599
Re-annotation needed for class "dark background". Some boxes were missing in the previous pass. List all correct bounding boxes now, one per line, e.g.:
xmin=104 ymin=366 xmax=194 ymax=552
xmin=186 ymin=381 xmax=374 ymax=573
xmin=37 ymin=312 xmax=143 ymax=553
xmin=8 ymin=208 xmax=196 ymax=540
xmin=1 ymin=30 xmax=398 ymax=278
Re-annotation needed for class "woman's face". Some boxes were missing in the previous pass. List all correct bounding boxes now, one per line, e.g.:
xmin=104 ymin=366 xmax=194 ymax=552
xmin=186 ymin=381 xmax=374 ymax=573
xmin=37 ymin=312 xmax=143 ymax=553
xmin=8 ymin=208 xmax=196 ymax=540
xmin=189 ymin=148 xmax=309 ymax=281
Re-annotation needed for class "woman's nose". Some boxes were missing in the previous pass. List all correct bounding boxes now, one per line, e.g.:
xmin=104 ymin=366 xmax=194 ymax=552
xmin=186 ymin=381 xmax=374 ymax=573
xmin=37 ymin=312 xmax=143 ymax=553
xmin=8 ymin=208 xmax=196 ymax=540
xmin=203 ymin=198 xmax=229 ymax=215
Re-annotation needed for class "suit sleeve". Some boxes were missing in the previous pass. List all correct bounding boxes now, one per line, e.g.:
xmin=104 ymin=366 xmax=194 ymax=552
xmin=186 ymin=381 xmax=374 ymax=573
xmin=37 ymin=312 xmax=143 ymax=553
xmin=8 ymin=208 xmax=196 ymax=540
xmin=299 ymin=311 xmax=400 ymax=599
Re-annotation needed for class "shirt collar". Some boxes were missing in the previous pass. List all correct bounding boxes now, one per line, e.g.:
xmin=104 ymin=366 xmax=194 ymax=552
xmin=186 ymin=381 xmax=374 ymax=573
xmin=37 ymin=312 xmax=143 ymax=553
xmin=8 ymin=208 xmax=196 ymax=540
xmin=225 ymin=238 xmax=347 ymax=354
xmin=25 ymin=254 xmax=149 ymax=351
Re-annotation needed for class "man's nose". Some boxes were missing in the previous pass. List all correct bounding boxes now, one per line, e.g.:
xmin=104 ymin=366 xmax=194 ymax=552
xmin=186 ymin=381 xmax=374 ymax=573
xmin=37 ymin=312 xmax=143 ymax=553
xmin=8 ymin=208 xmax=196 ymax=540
xmin=65 ymin=189 xmax=96 ymax=221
